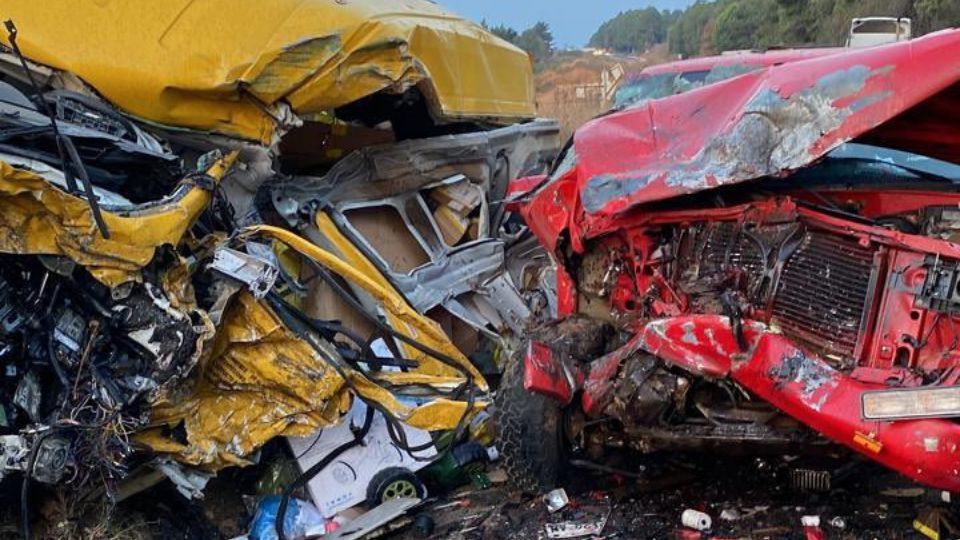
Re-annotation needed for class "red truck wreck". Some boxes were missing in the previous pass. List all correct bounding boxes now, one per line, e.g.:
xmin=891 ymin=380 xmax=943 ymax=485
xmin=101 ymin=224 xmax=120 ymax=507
xmin=497 ymin=29 xmax=960 ymax=494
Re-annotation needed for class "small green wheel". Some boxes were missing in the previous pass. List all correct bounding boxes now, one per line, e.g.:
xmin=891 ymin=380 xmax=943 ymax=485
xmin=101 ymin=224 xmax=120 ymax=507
xmin=366 ymin=467 xmax=427 ymax=505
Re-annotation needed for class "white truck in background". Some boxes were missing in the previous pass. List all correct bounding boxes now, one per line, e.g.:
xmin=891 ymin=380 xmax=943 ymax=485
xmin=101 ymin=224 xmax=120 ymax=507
xmin=847 ymin=17 xmax=912 ymax=47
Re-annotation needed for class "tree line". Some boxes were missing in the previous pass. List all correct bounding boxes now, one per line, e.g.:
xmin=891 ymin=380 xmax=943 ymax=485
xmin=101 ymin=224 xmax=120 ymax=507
xmin=482 ymin=0 xmax=959 ymax=67
xmin=593 ymin=0 xmax=960 ymax=58
xmin=483 ymin=21 xmax=556 ymax=65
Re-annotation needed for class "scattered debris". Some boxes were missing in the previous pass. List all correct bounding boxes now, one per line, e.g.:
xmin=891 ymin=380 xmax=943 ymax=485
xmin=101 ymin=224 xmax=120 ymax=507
xmin=801 ymin=515 xmax=824 ymax=540
xmin=914 ymin=507 xmax=960 ymax=540
xmin=248 ymin=496 xmax=326 ymax=540
xmin=828 ymin=516 xmax=846 ymax=529
xmin=324 ymin=498 xmax=422 ymax=540
xmin=544 ymin=514 xmax=609 ymax=539
xmin=412 ymin=514 xmax=435 ymax=536
xmin=680 ymin=509 xmax=711 ymax=531
xmin=544 ymin=488 xmax=571 ymax=513
xmin=718 ymin=509 xmax=739 ymax=522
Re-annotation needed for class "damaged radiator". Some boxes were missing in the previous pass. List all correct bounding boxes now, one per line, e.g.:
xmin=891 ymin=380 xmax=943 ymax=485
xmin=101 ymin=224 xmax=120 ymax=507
xmin=771 ymin=231 xmax=878 ymax=361
xmin=689 ymin=223 xmax=879 ymax=362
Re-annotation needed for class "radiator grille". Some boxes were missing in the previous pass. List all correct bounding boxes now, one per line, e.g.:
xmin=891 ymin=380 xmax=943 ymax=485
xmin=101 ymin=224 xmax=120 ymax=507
xmin=701 ymin=223 xmax=765 ymax=288
xmin=772 ymin=231 xmax=877 ymax=359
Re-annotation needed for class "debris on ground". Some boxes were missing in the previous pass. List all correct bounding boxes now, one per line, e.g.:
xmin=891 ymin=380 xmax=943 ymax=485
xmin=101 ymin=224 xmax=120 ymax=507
xmin=680 ymin=509 xmax=711 ymax=531
xmin=543 ymin=488 xmax=570 ymax=513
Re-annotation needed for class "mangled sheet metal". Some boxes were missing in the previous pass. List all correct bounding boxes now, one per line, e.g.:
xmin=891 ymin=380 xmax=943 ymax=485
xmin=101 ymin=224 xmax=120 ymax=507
xmin=0 ymin=0 xmax=536 ymax=143
xmin=0 ymin=154 xmax=237 ymax=488
xmin=0 ymin=151 xmax=234 ymax=287
xmin=0 ymin=142 xmax=487 ymax=481
xmin=266 ymin=121 xmax=560 ymax=342
xmin=140 ymin=225 xmax=487 ymax=470
xmin=0 ymin=0 xmax=534 ymax=506
xmin=522 ymin=29 xmax=960 ymax=250
xmin=503 ymin=28 xmax=960 ymax=496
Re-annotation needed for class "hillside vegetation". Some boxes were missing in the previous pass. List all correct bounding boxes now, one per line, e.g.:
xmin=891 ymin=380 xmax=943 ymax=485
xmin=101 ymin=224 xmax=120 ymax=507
xmin=590 ymin=0 xmax=960 ymax=57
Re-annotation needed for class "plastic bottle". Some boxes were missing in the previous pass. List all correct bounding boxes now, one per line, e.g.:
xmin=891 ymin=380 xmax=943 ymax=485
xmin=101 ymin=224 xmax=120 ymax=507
xmin=419 ymin=441 xmax=495 ymax=491
xmin=248 ymin=496 xmax=326 ymax=540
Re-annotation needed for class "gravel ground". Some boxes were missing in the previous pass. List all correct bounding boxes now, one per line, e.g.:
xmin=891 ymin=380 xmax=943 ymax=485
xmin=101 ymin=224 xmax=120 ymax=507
xmin=395 ymin=453 xmax=946 ymax=540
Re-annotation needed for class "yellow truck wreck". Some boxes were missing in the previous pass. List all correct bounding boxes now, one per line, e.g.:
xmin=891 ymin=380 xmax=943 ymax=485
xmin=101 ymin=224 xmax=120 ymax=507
xmin=0 ymin=1 xmax=559 ymax=534
xmin=0 ymin=0 xmax=536 ymax=143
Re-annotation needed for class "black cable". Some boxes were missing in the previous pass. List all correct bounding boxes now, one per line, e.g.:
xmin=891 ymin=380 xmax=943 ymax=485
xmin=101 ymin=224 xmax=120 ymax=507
xmin=274 ymin=264 xmax=477 ymax=455
xmin=21 ymin=431 xmax=53 ymax=540
xmin=3 ymin=20 xmax=109 ymax=239
xmin=46 ymin=332 xmax=70 ymax=390
xmin=264 ymin=291 xmax=462 ymax=458
xmin=20 ymin=473 xmax=30 ymax=540
xmin=267 ymin=273 xmax=476 ymax=458
xmin=275 ymin=405 xmax=374 ymax=540
xmin=291 ymin=429 xmax=324 ymax=461
xmin=2 ymin=20 xmax=74 ymax=193
xmin=60 ymin=135 xmax=110 ymax=238
xmin=307 ymin=261 xmax=473 ymax=379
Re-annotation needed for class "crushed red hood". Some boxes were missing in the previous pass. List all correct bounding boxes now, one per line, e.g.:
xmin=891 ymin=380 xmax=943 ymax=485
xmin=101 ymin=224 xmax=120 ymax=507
xmin=522 ymin=29 xmax=960 ymax=251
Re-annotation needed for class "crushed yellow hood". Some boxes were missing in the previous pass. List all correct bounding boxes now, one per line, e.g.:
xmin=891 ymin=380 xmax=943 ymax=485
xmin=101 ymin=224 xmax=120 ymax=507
xmin=0 ymin=153 xmax=236 ymax=287
xmin=0 ymin=0 xmax=536 ymax=143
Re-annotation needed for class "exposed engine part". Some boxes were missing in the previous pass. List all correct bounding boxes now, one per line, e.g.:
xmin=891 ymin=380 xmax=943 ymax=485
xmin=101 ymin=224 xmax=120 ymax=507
xmin=0 ymin=432 xmax=71 ymax=485
xmin=209 ymin=247 xmax=279 ymax=299
xmin=790 ymin=467 xmax=832 ymax=493
xmin=918 ymin=255 xmax=960 ymax=314
xmin=30 ymin=434 xmax=72 ymax=484
xmin=922 ymin=206 xmax=960 ymax=241
xmin=0 ymin=255 xmax=202 ymax=487
xmin=674 ymin=220 xmax=880 ymax=365
xmin=0 ymin=434 xmax=28 ymax=480
xmin=609 ymin=355 xmax=686 ymax=426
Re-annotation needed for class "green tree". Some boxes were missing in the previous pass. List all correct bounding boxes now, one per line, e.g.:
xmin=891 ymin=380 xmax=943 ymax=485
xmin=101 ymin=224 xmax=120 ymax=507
xmin=647 ymin=0 xmax=960 ymax=59
xmin=488 ymin=23 xmax=519 ymax=44
xmin=667 ymin=2 xmax=721 ymax=57
xmin=589 ymin=7 xmax=666 ymax=53
xmin=915 ymin=0 xmax=960 ymax=34
xmin=712 ymin=0 xmax=778 ymax=51
xmin=516 ymin=21 xmax=554 ymax=63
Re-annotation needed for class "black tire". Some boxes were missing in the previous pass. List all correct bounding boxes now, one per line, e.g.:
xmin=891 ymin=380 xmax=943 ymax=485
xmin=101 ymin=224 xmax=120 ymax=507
xmin=366 ymin=467 xmax=427 ymax=506
xmin=494 ymin=350 xmax=563 ymax=493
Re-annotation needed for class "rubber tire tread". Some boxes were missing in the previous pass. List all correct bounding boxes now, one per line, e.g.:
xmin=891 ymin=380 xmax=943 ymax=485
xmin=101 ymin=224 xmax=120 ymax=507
xmin=494 ymin=351 xmax=562 ymax=494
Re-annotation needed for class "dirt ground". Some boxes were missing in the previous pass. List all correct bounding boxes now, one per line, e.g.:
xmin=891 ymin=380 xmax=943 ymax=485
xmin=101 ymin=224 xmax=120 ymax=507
xmin=392 ymin=453 xmax=943 ymax=540
xmin=17 ymin=443 xmax=948 ymax=539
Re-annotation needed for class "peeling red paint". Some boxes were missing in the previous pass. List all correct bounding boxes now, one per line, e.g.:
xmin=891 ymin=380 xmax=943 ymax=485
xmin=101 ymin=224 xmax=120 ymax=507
xmin=520 ymin=30 xmax=960 ymax=252
xmin=513 ymin=29 xmax=960 ymax=492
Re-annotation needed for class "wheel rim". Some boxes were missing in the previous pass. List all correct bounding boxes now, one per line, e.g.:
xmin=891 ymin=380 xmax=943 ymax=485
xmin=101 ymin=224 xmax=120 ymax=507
xmin=382 ymin=479 xmax=418 ymax=500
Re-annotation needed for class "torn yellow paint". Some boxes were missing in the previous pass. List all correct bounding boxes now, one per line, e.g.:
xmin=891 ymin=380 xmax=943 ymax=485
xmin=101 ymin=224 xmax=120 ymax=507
xmin=250 ymin=221 xmax=488 ymax=390
xmin=0 ymin=153 xmax=236 ymax=287
xmin=0 ymin=0 xmax=535 ymax=144
xmin=141 ymin=225 xmax=487 ymax=469
xmin=143 ymin=287 xmax=485 ymax=469
xmin=141 ymin=292 xmax=350 ymax=469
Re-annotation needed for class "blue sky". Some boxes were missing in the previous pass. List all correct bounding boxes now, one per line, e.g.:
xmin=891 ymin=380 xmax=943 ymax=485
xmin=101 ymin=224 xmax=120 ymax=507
xmin=436 ymin=0 xmax=696 ymax=48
